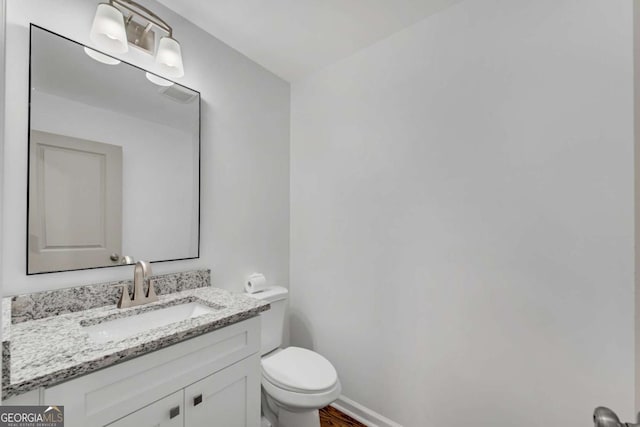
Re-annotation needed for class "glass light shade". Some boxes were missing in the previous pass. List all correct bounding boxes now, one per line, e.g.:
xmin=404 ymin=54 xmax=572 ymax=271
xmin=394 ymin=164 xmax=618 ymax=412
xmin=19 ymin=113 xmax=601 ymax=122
xmin=84 ymin=47 xmax=121 ymax=65
xmin=156 ymin=36 xmax=184 ymax=78
xmin=90 ymin=3 xmax=128 ymax=54
xmin=145 ymin=72 xmax=173 ymax=87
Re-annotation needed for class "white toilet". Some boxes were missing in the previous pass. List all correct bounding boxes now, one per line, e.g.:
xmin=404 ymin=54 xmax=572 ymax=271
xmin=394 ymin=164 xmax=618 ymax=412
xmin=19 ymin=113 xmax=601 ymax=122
xmin=247 ymin=286 xmax=341 ymax=427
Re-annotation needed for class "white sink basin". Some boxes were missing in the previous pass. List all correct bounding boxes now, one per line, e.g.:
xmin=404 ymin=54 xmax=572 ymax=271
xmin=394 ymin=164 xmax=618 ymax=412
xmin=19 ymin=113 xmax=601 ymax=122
xmin=83 ymin=302 xmax=216 ymax=343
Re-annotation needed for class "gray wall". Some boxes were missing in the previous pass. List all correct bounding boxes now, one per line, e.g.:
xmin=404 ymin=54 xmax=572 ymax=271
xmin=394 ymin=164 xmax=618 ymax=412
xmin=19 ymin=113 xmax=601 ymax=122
xmin=2 ymin=0 xmax=290 ymax=295
xmin=290 ymin=0 xmax=634 ymax=425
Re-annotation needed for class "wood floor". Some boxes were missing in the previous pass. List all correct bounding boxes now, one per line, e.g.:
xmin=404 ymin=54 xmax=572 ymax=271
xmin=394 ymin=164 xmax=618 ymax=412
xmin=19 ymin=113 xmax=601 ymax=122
xmin=319 ymin=406 xmax=367 ymax=427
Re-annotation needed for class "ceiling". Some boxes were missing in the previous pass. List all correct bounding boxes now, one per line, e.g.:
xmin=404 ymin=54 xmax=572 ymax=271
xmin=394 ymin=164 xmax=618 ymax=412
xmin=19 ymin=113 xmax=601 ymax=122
xmin=156 ymin=0 xmax=463 ymax=82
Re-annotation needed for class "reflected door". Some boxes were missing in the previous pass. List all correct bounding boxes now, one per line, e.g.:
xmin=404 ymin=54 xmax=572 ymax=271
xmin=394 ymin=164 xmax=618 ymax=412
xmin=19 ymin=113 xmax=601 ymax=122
xmin=28 ymin=130 xmax=123 ymax=273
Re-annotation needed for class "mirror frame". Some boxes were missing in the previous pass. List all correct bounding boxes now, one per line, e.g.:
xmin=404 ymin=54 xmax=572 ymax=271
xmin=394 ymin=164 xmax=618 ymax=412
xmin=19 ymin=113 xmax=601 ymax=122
xmin=26 ymin=24 xmax=201 ymax=275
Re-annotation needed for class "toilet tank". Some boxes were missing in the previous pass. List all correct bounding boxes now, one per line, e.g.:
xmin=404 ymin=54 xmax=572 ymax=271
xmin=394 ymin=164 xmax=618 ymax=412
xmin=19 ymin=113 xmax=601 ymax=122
xmin=246 ymin=286 xmax=288 ymax=355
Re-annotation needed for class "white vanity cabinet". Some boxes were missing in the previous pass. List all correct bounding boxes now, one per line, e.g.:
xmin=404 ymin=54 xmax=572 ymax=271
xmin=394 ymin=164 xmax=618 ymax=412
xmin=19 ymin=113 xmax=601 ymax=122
xmin=106 ymin=356 xmax=260 ymax=427
xmin=25 ymin=317 xmax=262 ymax=427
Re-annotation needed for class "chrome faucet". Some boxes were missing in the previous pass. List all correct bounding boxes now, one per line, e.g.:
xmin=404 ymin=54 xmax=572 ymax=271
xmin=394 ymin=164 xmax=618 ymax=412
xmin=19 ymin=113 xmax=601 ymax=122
xmin=594 ymin=407 xmax=640 ymax=427
xmin=117 ymin=260 xmax=159 ymax=308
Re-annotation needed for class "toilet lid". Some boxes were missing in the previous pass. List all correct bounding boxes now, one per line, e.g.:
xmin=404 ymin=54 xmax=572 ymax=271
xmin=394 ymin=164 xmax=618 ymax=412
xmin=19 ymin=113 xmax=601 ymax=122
xmin=262 ymin=347 xmax=338 ymax=393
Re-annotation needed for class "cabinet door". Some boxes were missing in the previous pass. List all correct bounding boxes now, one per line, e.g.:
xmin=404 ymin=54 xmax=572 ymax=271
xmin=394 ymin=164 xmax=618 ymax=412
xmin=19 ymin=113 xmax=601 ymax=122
xmin=185 ymin=354 xmax=261 ymax=427
xmin=106 ymin=391 xmax=183 ymax=427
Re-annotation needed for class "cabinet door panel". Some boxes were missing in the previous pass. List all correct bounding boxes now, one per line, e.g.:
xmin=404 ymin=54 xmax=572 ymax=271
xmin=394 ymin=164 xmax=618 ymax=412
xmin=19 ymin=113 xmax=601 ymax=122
xmin=106 ymin=391 xmax=183 ymax=427
xmin=185 ymin=355 xmax=261 ymax=427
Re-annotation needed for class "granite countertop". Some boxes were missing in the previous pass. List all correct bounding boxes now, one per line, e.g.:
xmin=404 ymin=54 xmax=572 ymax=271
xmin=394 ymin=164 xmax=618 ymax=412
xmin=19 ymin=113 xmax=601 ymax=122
xmin=2 ymin=286 xmax=269 ymax=399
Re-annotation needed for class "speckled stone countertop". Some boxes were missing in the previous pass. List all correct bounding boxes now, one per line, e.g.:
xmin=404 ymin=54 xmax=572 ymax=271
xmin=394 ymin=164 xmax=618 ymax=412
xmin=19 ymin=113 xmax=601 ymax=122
xmin=2 ymin=287 xmax=269 ymax=399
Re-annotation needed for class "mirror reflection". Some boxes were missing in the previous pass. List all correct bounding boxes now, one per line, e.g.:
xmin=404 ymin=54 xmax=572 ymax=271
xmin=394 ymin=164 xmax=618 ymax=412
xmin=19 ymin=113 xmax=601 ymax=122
xmin=28 ymin=25 xmax=200 ymax=274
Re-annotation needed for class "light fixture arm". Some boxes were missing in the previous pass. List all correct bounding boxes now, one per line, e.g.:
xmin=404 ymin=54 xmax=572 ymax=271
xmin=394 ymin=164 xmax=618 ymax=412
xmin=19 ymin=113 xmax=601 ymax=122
xmin=109 ymin=0 xmax=173 ymax=37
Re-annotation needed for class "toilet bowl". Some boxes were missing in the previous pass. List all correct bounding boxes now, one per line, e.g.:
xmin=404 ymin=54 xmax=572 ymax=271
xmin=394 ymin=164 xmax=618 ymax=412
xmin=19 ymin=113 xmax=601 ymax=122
xmin=247 ymin=287 xmax=341 ymax=427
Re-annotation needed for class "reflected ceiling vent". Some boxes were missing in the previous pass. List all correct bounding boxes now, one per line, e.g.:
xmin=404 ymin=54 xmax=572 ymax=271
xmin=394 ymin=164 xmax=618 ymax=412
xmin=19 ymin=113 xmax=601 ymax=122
xmin=158 ymin=84 xmax=197 ymax=104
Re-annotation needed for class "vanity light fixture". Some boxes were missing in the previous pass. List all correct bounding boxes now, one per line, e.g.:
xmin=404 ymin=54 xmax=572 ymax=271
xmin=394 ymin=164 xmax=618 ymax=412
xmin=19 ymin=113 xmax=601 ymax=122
xmin=89 ymin=0 xmax=185 ymax=77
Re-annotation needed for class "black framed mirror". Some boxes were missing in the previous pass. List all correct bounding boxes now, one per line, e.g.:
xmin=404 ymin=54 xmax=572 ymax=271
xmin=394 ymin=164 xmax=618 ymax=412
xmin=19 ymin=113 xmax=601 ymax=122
xmin=27 ymin=25 xmax=200 ymax=274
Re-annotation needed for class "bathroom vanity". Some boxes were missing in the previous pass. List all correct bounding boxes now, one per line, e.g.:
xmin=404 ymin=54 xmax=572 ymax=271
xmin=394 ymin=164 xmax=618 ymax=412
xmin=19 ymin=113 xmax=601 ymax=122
xmin=3 ymin=22 xmax=270 ymax=427
xmin=2 ymin=270 xmax=269 ymax=427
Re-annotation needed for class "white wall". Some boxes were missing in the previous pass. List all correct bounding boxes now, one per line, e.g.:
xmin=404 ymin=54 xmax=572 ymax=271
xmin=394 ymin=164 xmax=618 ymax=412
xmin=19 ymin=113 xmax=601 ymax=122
xmin=290 ymin=0 xmax=635 ymax=425
xmin=635 ymin=0 xmax=640 ymax=412
xmin=31 ymin=90 xmax=198 ymax=262
xmin=3 ymin=0 xmax=290 ymax=294
xmin=0 ymin=0 xmax=6 ymax=373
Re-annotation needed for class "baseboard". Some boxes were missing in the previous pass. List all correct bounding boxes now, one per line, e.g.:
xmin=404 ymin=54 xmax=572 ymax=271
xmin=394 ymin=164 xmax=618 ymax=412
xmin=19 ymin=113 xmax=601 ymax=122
xmin=331 ymin=395 xmax=403 ymax=427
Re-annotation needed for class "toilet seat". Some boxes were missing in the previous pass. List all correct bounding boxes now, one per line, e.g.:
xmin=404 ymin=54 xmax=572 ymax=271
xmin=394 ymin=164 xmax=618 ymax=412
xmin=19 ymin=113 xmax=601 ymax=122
xmin=262 ymin=347 xmax=338 ymax=394
xmin=262 ymin=375 xmax=341 ymax=411
xmin=260 ymin=347 xmax=342 ymax=411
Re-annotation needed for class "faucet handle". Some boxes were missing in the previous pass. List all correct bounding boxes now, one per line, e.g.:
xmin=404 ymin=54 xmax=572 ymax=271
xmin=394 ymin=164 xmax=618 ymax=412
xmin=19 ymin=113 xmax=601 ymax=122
xmin=114 ymin=284 xmax=132 ymax=309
